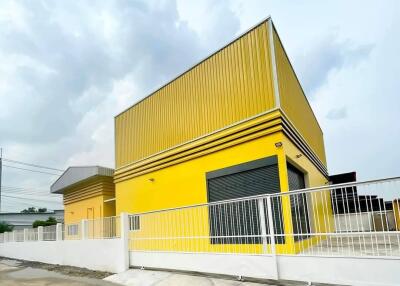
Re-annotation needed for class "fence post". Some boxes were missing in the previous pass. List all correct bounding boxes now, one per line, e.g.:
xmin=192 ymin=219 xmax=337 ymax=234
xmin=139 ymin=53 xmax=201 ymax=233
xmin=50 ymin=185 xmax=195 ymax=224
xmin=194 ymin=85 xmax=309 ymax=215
xmin=257 ymin=198 xmax=268 ymax=254
xmin=81 ymin=219 xmax=88 ymax=240
xmin=23 ymin=229 xmax=28 ymax=241
xmin=120 ymin=212 xmax=130 ymax=271
xmin=38 ymin=226 xmax=44 ymax=241
xmin=56 ymin=223 xmax=63 ymax=241
xmin=266 ymin=196 xmax=279 ymax=280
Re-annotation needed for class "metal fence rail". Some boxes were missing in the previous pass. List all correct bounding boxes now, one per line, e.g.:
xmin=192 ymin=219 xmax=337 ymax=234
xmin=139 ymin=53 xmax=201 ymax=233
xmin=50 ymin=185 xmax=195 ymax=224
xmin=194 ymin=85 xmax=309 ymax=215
xmin=25 ymin=228 xmax=38 ymax=241
xmin=128 ymin=177 xmax=400 ymax=258
xmin=14 ymin=230 xmax=25 ymax=242
xmin=43 ymin=225 xmax=57 ymax=241
xmin=0 ymin=216 xmax=122 ymax=243
xmin=63 ymin=222 xmax=81 ymax=240
xmin=85 ymin=216 xmax=121 ymax=239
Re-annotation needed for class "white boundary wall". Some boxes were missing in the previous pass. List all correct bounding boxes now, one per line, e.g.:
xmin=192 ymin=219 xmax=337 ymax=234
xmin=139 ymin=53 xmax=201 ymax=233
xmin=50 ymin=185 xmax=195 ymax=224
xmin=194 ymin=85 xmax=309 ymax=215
xmin=0 ymin=213 xmax=130 ymax=273
xmin=0 ymin=239 xmax=127 ymax=273
xmin=130 ymin=251 xmax=400 ymax=286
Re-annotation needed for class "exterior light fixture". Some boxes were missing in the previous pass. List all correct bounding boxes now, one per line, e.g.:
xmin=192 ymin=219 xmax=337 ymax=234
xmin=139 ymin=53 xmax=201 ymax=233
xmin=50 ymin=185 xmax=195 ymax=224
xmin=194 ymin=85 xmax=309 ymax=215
xmin=296 ymin=154 xmax=303 ymax=159
xmin=275 ymin=142 xmax=283 ymax=148
xmin=149 ymin=178 xmax=155 ymax=182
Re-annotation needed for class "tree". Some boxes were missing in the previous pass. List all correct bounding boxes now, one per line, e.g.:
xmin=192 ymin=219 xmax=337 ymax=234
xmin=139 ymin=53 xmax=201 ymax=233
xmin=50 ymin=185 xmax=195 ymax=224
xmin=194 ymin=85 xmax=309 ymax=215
xmin=32 ymin=217 xmax=57 ymax=228
xmin=21 ymin=207 xmax=37 ymax=213
xmin=0 ymin=221 xmax=14 ymax=233
xmin=21 ymin=207 xmax=48 ymax=213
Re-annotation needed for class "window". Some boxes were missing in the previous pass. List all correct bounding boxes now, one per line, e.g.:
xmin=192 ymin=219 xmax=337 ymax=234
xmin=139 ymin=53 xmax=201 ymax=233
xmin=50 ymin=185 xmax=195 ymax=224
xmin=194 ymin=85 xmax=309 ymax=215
xmin=287 ymin=163 xmax=310 ymax=241
xmin=129 ymin=215 xmax=140 ymax=231
xmin=207 ymin=156 xmax=285 ymax=244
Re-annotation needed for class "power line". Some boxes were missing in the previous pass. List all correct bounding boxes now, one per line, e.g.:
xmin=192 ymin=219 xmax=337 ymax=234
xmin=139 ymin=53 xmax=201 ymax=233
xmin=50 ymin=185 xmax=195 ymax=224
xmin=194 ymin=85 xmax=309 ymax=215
xmin=1 ymin=199 xmax=59 ymax=212
xmin=2 ymin=158 xmax=64 ymax=172
xmin=1 ymin=187 xmax=52 ymax=194
xmin=0 ymin=185 xmax=59 ymax=196
xmin=2 ymin=191 xmax=56 ymax=197
xmin=3 ymin=164 xmax=61 ymax=176
xmin=1 ymin=191 xmax=61 ymax=198
xmin=2 ymin=197 xmax=61 ymax=207
xmin=1 ymin=185 xmax=51 ymax=193
xmin=1 ymin=194 xmax=62 ymax=204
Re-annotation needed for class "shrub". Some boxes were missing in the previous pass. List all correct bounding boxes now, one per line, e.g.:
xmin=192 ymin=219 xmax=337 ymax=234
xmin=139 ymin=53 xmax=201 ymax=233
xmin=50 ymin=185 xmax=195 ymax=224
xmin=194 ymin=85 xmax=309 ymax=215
xmin=32 ymin=217 xmax=58 ymax=228
xmin=0 ymin=221 xmax=14 ymax=233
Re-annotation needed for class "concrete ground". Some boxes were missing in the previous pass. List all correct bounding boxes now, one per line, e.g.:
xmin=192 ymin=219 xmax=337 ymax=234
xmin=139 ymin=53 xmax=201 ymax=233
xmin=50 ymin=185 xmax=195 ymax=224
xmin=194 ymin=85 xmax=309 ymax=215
xmin=0 ymin=258 xmax=118 ymax=286
xmin=105 ymin=268 xmax=334 ymax=286
xmin=0 ymin=258 xmax=337 ymax=286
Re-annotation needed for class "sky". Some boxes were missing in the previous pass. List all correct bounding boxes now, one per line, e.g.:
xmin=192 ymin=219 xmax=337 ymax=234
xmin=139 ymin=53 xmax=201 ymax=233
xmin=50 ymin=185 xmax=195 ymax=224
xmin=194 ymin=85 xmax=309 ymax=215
xmin=0 ymin=0 xmax=399 ymax=211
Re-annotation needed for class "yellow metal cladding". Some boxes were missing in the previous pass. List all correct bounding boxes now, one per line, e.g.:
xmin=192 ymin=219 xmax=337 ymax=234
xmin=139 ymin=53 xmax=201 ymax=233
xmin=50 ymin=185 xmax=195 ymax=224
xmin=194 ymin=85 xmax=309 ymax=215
xmin=63 ymin=177 xmax=114 ymax=205
xmin=63 ymin=176 xmax=115 ymax=224
xmin=115 ymin=21 xmax=276 ymax=168
xmin=272 ymin=27 xmax=327 ymax=166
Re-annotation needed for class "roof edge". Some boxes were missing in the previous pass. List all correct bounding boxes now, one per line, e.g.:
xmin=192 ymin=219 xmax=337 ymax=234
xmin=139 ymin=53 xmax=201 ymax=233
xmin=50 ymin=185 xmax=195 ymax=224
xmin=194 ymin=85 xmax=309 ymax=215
xmin=114 ymin=15 xmax=272 ymax=118
xmin=50 ymin=166 xmax=114 ymax=194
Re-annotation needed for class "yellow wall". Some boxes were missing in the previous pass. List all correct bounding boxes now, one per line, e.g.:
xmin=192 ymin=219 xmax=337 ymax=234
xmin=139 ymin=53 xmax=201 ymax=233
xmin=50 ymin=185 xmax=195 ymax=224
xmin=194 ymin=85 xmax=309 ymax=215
xmin=115 ymin=21 xmax=276 ymax=168
xmin=63 ymin=176 xmax=115 ymax=225
xmin=65 ymin=196 xmax=106 ymax=224
xmin=116 ymin=132 xmax=284 ymax=214
xmin=116 ymin=131 xmax=331 ymax=254
xmin=273 ymin=26 xmax=327 ymax=166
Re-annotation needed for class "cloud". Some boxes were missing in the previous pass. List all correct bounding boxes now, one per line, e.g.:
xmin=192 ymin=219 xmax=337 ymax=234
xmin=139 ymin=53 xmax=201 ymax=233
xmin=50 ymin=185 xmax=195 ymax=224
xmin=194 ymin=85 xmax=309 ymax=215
xmin=326 ymin=107 xmax=347 ymax=120
xmin=294 ymin=34 xmax=373 ymax=98
xmin=177 ymin=0 xmax=240 ymax=49
xmin=1 ymin=0 xmax=399 ymax=210
xmin=0 ymin=0 xmax=242 ymax=211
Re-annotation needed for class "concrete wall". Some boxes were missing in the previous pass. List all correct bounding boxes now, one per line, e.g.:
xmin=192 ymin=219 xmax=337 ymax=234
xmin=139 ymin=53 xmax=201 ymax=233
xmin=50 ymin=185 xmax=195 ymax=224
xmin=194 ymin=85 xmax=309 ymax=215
xmin=130 ymin=251 xmax=400 ymax=286
xmin=0 ymin=238 xmax=126 ymax=273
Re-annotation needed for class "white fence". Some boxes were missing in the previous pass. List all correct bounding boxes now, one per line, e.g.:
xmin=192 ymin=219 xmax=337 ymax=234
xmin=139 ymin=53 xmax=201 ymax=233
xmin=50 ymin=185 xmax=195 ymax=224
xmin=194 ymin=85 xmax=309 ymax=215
xmin=128 ymin=177 xmax=400 ymax=257
xmin=0 ymin=216 xmax=121 ymax=243
xmin=128 ymin=177 xmax=400 ymax=285
xmin=1 ymin=177 xmax=400 ymax=285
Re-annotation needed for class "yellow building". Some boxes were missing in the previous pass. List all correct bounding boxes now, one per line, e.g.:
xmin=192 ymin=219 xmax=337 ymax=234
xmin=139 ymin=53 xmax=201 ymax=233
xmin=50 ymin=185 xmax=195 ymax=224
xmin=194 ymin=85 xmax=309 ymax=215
xmin=113 ymin=18 xmax=333 ymax=254
xmin=51 ymin=166 xmax=115 ymax=225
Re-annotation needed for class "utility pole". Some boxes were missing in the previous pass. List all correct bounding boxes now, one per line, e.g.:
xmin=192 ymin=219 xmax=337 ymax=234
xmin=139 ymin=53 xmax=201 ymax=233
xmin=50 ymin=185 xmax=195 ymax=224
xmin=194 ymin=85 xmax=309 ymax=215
xmin=0 ymin=147 xmax=2 ymax=213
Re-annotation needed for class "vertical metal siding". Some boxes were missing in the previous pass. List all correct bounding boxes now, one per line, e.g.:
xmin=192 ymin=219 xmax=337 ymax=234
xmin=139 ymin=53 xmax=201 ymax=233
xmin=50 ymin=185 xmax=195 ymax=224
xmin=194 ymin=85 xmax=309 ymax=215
xmin=273 ymin=28 xmax=327 ymax=166
xmin=115 ymin=22 xmax=276 ymax=168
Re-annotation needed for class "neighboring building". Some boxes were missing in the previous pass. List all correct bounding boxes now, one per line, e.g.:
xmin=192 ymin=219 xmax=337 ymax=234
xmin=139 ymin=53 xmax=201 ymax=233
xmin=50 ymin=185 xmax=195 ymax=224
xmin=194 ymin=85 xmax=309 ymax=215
xmin=113 ymin=18 xmax=331 ymax=253
xmin=0 ymin=210 xmax=64 ymax=230
xmin=50 ymin=166 xmax=115 ymax=224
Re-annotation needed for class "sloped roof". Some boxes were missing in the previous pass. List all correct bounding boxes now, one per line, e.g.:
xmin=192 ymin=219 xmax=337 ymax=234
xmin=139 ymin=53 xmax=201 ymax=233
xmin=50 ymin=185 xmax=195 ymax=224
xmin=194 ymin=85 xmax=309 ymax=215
xmin=50 ymin=166 xmax=114 ymax=194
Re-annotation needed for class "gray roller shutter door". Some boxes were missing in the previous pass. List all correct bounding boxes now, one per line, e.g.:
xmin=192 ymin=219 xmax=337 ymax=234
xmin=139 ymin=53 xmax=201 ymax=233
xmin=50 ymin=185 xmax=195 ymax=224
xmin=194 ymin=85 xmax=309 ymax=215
xmin=207 ymin=157 xmax=284 ymax=244
xmin=287 ymin=163 xmax=310 ymax=241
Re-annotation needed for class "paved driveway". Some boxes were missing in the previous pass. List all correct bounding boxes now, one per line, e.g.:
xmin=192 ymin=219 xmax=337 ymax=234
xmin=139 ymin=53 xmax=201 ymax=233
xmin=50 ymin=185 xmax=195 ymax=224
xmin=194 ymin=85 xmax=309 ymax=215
xmin=0 ymin=259 xmax=117 ymax=286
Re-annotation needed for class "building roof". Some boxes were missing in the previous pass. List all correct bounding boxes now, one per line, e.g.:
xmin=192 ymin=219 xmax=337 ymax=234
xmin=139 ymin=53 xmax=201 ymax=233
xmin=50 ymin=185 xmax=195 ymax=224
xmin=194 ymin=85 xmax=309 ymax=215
xmin=50 ymin=166 xmax=114 ymax=194
xmin=0 ymin=210 xmax=64 ymax=228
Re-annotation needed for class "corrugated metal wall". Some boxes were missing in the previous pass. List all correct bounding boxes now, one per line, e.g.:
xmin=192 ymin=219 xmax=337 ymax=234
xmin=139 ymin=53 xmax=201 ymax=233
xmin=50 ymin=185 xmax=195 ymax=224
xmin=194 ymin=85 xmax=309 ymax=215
xmin=63 ymin=177 xmax=115 ymax=205
xmin=115 ymin=21 xmax=276 ymax=168
xmin=273 ymin=28 xmax=327 ymax=166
